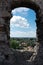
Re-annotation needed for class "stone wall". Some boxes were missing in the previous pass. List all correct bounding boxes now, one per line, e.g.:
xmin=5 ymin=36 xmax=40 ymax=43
xmin=0 ymin=0 xmax=43 ymax=65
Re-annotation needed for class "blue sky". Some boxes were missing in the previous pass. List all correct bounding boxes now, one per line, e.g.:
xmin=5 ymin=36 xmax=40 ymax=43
xmin=10 ymin=7 xmax=36 ymax=38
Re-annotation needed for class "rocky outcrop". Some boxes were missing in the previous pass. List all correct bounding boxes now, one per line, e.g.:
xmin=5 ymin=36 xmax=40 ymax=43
xmin=0 ymin=46 xmax=34 ymax=65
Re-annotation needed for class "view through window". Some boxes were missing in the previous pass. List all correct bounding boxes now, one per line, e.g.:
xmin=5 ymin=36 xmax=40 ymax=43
xmin=10 ymin=7 xmax=37 ymax=51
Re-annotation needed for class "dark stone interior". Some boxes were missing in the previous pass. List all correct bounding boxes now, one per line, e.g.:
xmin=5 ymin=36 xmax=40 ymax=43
xmin=0 ymin=0 xmax=43 ymax=65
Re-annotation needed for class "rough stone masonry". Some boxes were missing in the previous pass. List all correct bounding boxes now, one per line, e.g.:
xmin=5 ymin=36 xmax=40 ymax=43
xmin=0 ymin=0 xmax=43 ymax=65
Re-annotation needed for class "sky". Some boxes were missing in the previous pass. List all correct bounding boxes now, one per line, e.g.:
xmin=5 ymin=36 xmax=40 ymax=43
xmin=10 ymin=7 xmax=36 ymax=38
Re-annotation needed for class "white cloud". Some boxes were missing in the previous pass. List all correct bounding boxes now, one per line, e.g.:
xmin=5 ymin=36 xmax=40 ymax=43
xmin=10 ymin=16 xmax=29 ymax=28
xmin=12 ymin=7 xmax=30 ymax=15
xmin=10 ymin=31 xmax=36 ymax=38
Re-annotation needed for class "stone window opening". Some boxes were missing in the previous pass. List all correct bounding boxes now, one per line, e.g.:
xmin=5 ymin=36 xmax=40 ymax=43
xmin=9 ymin=1 xmax=41 ymax=62
xmin=0 ymin=0 xmax=43 ymax=65
xmin=10 ymin=6 xmax=39 ymax=61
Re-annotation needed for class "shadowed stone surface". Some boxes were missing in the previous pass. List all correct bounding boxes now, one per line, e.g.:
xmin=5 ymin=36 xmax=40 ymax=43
xmin=0 ymin=0 xmax=43 ymax=65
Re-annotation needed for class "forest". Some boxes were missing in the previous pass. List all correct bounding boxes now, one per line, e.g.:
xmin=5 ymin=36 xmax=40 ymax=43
xmin=10 ymin=38 xmax=36 ymax=49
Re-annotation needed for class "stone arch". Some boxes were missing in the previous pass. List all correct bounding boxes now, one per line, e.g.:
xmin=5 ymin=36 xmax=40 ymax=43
xmin=0 ymin=0 xmax=43 ymax=65
xmin=7 ymin=0 xmax=43 ymax=64
xmin=9 ymin=0 xmax=41 ymax=62
xmin=9 ymin=0 xmax=41 ymax=47
xmin=10 ymin=0 xmax=40 ymax=42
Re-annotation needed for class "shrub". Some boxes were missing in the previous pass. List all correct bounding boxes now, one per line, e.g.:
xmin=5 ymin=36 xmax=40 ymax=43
xmin=10 ymin=39 xmax=19 ymax=49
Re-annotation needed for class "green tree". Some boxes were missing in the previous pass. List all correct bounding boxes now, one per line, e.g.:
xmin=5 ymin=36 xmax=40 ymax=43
xmin=10 ymin=39 xmax=19 ymax=49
